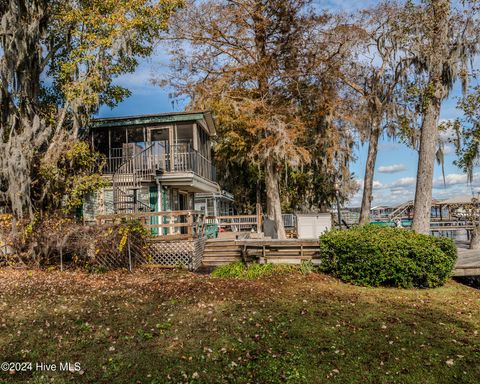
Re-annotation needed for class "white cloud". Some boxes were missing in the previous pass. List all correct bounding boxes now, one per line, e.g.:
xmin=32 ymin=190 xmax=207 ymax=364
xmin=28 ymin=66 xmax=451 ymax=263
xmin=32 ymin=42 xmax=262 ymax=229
xmin=378 ymin=164 xmax=407 ymax=174
xmin=355 ymin=179 xmax=383 ymax=189
xmin=391 ymin=177 xmax=416 ymax=188
xmin=348 ymin=170 xmax=480 ymax=207
xmin=442 ymin=145 xmax=455 ymax=156
xmin=378 ymin=143 xmax=402 ymax=151
xmin=433 ymin=173 xmax=469 ymax=188
xmin=438 ymin=121 xmax=457 ymax=142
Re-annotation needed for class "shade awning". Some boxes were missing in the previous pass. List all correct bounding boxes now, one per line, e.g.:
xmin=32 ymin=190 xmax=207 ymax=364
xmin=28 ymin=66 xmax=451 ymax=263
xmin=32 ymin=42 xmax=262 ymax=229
xmin=440 ymin=195 xmax=477 ymax=205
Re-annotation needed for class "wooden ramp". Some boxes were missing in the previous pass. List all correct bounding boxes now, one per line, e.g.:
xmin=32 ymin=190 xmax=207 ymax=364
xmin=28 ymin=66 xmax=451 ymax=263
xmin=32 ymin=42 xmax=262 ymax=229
xmin=203 ymin=238 xmax=480 ymax=277
xmin=202 ymin=239 xmax=243 ymax=267
xmin=455 ymin=248 xmax=480 ymax=276
xmin=201 ymin=238 xmax=320 ymax=267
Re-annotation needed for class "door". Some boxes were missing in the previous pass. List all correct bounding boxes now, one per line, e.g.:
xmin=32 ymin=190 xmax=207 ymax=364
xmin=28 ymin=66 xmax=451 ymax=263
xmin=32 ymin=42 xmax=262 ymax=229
xmin=179 ymin=192 xmax=188 ymax=210
xmin=179 ymin=191 xmax=189 ymax=234
xmin=148 ymin=126 xmax=170 ymax=171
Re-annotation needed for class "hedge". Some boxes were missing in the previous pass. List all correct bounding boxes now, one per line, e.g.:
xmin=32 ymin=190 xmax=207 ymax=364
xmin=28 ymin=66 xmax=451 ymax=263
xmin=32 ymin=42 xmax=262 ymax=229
xmin=319 ymin=225 xmax=457 ymax=288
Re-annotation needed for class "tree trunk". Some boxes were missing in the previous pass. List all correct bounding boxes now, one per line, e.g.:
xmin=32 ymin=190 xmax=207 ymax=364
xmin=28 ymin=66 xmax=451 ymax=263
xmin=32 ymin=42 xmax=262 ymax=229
xmin=470 ymin=225 xmax=480 ymax=250
xmin=412 ymin=102 xmax=441 ymax=234
xmin=265 ymin=158 xmax=286 ymax=239
xmin=412 ymin=0 xmax=450 ymax=235
xmin=359 ymin=118 xmax=381 ymax=225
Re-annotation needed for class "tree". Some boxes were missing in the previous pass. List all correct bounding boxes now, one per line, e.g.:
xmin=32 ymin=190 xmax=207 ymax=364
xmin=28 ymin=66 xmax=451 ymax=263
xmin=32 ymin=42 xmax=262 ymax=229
xmin=335 ymin=3 xmax=413 ymax=225
xmin=0 ymin=0 xmax=182 ymax=220
xmin=452 ymin=81 xmax=480 ymax=182
xmin=448 ymin=78 xmax=480 ymax=248
xmin=401 ymin=0 xmax=480 ymax=234
xmin=162 ymin=0 xmax=362 ymax=233
xmin=162 ymin=0 xmax=324 ymax=238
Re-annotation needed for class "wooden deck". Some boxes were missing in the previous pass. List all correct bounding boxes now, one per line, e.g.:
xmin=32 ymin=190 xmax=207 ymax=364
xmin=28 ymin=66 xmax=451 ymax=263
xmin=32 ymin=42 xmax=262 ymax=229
xmin=455 ymin=246 xmax=480 ymax=276
xmin=201 ymin=238 xmax=320 ymax=267
xmin=202 ymin=238 xmax=480 ymax=277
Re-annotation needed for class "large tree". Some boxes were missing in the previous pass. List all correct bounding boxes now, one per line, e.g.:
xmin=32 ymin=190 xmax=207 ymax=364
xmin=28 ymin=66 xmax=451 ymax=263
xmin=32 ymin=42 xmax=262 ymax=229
xmin=162 ymin=0 xmax=326 ymax=238
xmin=402 ymin=0 xmax=480 ymax=234
xmin=0 ymin=0 xmax=181 ymax=220
xmin=334 ymin=3 xmax=413 ymax=225
xmin=448 ymin=79 xmax=480 ymax=248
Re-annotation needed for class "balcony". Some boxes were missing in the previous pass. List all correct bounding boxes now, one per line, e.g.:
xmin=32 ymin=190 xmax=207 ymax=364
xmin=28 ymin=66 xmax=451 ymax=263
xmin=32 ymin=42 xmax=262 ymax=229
xmin=104 ymin=143 xmax=217 ymax=184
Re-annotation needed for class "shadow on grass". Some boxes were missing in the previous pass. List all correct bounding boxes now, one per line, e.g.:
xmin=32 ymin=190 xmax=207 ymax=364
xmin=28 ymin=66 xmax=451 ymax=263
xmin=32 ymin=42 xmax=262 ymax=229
xmin=0 ymin=272 xmax=479 ymax=384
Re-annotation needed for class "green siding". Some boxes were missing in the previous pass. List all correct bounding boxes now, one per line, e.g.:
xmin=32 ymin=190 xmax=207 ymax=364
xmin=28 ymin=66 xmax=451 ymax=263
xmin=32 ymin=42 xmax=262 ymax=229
xmin=162 ymin=188 xmax=168 ymax=236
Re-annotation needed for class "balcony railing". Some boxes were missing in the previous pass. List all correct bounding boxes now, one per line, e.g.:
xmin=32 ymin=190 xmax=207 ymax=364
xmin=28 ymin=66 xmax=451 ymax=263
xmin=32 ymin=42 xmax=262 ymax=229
xmin=104 ymin=143 xmax=217 ymax=182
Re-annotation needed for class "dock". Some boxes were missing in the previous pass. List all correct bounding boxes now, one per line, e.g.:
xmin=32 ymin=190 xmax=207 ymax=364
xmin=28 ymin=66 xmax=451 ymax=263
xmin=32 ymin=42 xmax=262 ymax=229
xmin=455 ymin=243 xmax=480 ymax=276
xmin=202 ymin=238 xmax=480 ymax=277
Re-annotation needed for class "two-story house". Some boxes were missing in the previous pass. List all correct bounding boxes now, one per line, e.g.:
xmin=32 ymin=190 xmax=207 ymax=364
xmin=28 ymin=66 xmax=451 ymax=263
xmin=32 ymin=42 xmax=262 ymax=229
xmin=83 ymin=111 xmax=221 ymax=225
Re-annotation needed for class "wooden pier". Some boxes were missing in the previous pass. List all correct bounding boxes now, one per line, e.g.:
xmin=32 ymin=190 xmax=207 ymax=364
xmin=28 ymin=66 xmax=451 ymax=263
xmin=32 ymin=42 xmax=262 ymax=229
xmin=454 ymin=245 xmax=480 ymax=277
xmin=202 ymin=238 xmax=480 ymax=277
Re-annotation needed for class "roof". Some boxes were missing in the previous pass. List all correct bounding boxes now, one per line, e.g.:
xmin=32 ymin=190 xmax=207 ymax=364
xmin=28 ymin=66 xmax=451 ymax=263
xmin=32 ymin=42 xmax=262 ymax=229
xmin=196 ymin=190 xmax=235 ymax=201
xmin=439 ymin=195 xmax=478 ymax=205
xmin=392 ymin=199 xmax=445 ymax=210
xmin=370 ymin=205 xmax=392 ymax=210
xmin=91 ymin=111 xmax=216 ymax=136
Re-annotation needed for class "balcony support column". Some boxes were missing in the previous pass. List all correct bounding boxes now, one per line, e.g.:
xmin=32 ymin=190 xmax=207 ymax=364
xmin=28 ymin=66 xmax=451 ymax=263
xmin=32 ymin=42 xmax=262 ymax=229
xmin=169 ymin=125 xmax=175 ymax=172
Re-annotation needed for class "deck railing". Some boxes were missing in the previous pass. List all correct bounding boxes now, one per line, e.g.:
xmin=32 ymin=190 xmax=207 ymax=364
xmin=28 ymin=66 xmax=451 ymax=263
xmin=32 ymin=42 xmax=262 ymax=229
xmin=104 ymin=143 xmax=216 ymax=182
xmin=206 ymin=215 xmax=259 ymax=232
xmin=96 ymin=210 xmax=206 ymax=240
xmin=170 ymin=149 xmax=216 ymax=181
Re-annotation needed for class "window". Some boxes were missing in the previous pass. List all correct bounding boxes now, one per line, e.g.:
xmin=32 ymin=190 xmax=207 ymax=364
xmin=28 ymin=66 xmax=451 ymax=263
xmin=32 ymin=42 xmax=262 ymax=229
xmin=111 ymin=127 xmax=126 ymax=149
xmin=127 ymin=127 xmax=145 ymax=146
xmin=176 ymin=123 xmax=193 ymax=152
xmin=92 ymin=129 xmax=109 ymax=155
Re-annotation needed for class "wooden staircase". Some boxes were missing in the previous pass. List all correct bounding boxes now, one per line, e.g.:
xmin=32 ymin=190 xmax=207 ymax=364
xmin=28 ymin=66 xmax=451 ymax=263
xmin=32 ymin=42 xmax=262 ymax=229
xmin=112 ymin=144 xmax=156 ymax=213
xmin=201 ymin=239 xmax=243 ymax=267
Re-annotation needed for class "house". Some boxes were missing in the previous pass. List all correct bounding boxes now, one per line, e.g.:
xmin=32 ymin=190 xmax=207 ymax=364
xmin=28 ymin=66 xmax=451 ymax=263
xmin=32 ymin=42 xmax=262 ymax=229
xmin=83 ymin=111 xmax=221 ymax=224
xmin=370 ymin=205 xmax=394 ymax=219
xmin=194 ymin=191 xmax=235 ymax=217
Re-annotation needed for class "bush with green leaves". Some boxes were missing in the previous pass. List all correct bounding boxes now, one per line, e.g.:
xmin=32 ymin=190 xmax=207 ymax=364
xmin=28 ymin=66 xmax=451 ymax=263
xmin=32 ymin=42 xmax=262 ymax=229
xmin=319 ymin=226 xmax=457 ymax=288
xmin=212 ymin=261 xmax=314 ymax=279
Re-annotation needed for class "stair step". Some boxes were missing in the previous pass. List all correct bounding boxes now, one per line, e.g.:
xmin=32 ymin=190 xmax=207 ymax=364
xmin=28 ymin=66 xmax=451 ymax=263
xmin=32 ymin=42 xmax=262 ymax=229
xmin=204 ymin=242 xmax=238 ymax=247
xmin=202 ymin=259 xmax=241 ymax=266
xmin=203 ymin=245 xmax=241 ymax=251
xmin=203 ymin=251 xmax=242 ymax=258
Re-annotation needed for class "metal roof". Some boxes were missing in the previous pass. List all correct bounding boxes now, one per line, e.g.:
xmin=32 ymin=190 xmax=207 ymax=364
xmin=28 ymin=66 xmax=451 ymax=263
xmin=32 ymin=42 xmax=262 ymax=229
xmin=439 ymin=195 xmax=478 ymax=205
xmin=90 ymin=111 xmax=216 ymax=135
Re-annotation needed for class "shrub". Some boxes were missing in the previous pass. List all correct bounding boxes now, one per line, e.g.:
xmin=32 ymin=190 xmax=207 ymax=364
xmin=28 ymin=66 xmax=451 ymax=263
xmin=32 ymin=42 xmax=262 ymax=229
xmin=212 ymin=262 xmax=297 ymax=279
xmin=319 ymin=226 xmax=457 ymax=288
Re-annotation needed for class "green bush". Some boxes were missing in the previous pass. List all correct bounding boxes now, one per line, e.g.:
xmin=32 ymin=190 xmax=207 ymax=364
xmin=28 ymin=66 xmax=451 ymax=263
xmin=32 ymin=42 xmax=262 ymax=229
xmin=319 ymin=226 xmax=457 ymax=288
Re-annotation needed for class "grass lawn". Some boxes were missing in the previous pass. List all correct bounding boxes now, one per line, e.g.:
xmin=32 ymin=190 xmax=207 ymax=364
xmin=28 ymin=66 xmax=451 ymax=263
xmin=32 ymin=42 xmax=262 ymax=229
xmin=0 ymin=268 xmax=479 ymax=384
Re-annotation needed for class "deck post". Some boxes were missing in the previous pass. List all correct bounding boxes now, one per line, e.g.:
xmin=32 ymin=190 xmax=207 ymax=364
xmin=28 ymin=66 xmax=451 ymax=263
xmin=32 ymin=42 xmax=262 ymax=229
xmin=169 ymin=125 xmax=175 ymax=171
xmin=256 ymin=203 xmax=262 ymax=233
xmin=127 ymin=236 xmax=132 ymax=272
xmin=187 ymin=212 xmax=193 ymax=239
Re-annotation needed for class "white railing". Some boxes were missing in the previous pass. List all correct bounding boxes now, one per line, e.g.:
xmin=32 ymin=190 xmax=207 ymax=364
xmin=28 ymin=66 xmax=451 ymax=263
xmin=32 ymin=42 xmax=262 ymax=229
xmin=104 ymin=143 xmax=216 ymax=182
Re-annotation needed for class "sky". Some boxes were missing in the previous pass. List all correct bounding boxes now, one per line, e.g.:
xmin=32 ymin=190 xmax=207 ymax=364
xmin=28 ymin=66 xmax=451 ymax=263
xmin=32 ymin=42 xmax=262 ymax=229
xmin=97 ymin=0 xmax=479 ymax=209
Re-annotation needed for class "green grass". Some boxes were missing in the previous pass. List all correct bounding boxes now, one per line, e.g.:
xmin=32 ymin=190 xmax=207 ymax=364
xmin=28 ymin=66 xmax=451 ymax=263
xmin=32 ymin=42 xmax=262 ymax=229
xmin=0 ymin=268 xmax=480 ymax=383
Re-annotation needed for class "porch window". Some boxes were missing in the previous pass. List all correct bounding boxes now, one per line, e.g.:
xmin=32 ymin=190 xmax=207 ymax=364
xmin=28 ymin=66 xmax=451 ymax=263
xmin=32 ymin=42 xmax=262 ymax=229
xmin=127 ymin=127 xmax=145 ymax=149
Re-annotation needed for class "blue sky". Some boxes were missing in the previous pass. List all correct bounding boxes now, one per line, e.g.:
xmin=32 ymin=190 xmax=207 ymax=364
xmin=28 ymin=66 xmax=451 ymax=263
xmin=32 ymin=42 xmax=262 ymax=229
xmin=97 ymin=0 xmax=479 ymax=208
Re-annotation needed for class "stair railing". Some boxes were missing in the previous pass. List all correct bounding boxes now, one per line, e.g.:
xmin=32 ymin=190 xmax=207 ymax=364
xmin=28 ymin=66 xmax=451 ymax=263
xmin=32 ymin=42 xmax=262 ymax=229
xmin=112 ymin=143 xmax=156 ymax=214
